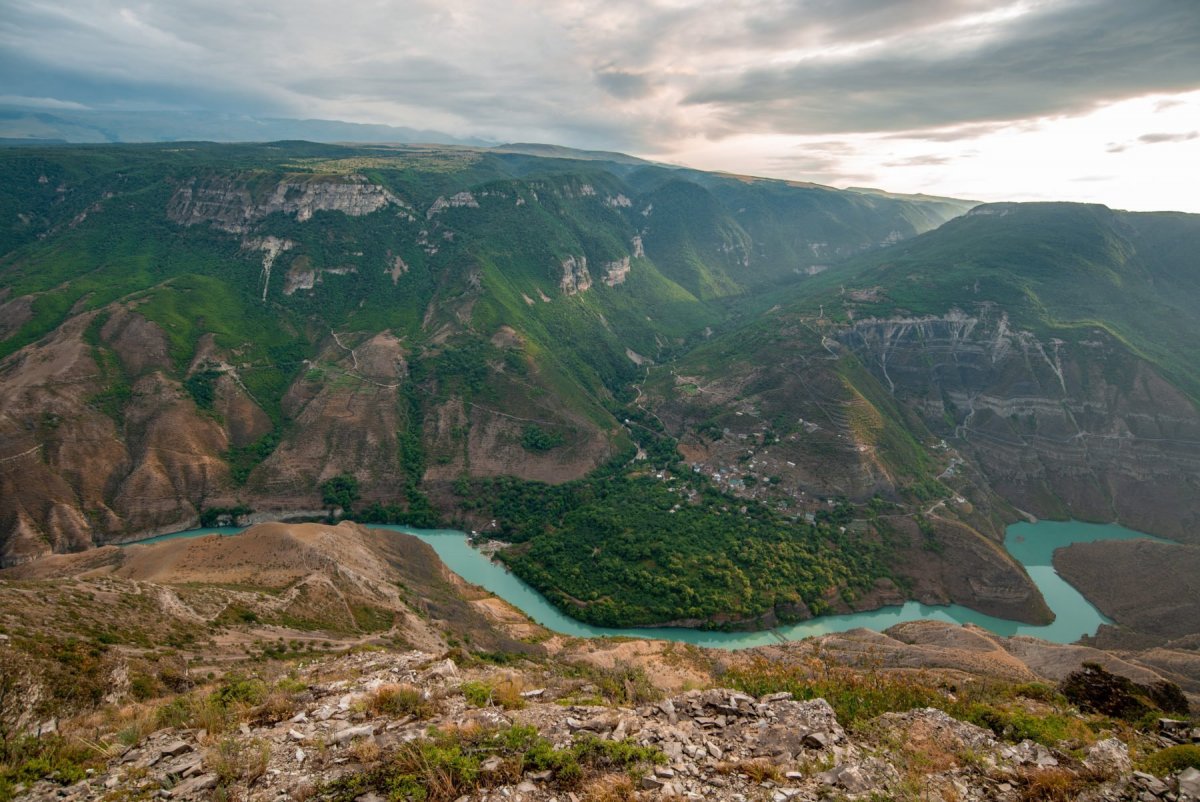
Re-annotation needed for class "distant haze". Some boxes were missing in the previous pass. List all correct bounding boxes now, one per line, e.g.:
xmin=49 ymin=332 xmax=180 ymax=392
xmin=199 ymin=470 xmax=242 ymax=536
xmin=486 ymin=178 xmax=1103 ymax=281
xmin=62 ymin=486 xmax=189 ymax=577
xmin=2 ymin=0 xmax=1198 ymax=211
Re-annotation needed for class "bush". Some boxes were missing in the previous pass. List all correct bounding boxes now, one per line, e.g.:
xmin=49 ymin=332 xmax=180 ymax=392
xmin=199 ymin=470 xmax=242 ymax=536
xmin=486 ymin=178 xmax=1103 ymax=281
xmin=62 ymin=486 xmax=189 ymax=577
xmin=1139 ymin=744 xmax=1200 ymax=776
xmin=1060 ymin=663 xmax=1189 ymax=720
xmin=207 ymin=737 xmax=269 ymax=788
xmin=321 ymin=725 xmax=662 ymax=802
xmin=368 ymin=684 xmax=436 ymax=719
xmin=459 ymin=678 xmax=526 ymax=710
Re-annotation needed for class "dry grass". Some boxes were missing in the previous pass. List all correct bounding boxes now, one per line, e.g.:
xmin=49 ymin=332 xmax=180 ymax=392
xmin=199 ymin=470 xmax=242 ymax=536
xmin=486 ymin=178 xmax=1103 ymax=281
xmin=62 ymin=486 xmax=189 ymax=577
xmin=207 ymin=737 xmax=270 ymax=787
xmin=348 ymin=736 xmax=383 ymax=765
xmin=739 ymin=758 xmax=783 ymax=783
xmin=580 ymin=773 xmax=638 ymax=802
xmin=250 ymin=690 xmax=297 ymax=725
xmin=460 ymin=676 xmax=528 ymax=710
xmin=367 ymin=683 xmax=437 ymax=718
xmin=1016 ymin=767 xmax=1094 ymax=802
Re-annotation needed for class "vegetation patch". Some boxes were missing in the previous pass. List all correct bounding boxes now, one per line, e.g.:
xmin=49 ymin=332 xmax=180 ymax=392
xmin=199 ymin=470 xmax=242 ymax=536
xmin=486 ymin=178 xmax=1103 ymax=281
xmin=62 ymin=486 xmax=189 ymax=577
xmin=319 ymin=724 xmax=663 ymax=802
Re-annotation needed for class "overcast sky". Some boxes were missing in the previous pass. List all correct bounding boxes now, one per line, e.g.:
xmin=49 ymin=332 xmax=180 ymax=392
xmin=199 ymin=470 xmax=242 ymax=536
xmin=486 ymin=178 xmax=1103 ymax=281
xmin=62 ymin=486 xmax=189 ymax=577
xmin=2 ymin=0 xmax=1198 ymax=211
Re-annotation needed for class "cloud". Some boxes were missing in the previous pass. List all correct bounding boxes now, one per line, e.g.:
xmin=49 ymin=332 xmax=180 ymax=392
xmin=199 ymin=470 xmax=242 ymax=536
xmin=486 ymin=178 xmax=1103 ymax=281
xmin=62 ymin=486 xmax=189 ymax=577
xmin=0 ymin=0 xmax=1197 ymax=177
xmin=683 ymin=0 xmax=1200 ymax=135
xmin=0 ymin=94 xmax=90 ymax=110
xmin=883 ymin=154 xmax=954 ymax=167
xmin=1138 ymin=131 xmax=1199 ymax=144
xmin=1108 ymin=130 xmax=1198 ymax=152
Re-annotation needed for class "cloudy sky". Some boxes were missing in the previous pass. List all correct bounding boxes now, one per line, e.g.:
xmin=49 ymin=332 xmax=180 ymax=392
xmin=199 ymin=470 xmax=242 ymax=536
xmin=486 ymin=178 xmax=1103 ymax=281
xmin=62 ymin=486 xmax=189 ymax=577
xmin=2 ymin=0 xmax=1199 ymax=210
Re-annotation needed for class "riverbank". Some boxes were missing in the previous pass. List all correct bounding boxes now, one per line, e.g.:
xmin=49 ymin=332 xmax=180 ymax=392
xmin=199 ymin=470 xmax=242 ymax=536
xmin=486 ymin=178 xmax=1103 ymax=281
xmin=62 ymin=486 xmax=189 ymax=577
xmin=125 ymin=518 xmax=1166 ymax=648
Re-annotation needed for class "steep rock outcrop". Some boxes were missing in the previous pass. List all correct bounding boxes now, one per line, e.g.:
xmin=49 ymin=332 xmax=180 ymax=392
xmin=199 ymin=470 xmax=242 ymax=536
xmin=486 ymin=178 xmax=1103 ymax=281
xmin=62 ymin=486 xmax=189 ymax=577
xmin=838 ymin=310 xmax=1200 ymax=542
xmin=168 ymin=174 xmax=406 ymax=233
xmin=558 ymin=255 xmax=592 ymax=295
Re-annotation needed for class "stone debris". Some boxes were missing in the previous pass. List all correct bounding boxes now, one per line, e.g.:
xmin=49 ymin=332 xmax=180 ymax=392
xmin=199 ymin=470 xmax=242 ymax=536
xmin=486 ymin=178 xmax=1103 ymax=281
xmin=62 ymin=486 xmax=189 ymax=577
xmin=9 ymin=648 xmax=1198 ymax=802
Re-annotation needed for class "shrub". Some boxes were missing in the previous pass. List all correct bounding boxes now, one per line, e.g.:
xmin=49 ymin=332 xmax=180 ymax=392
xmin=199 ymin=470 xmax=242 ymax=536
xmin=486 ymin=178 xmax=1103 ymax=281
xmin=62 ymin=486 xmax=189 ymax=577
xmin=321 ymin=725 xmax=662 ymax=802
xmin=459 ymin=678 xmax=526 ymax=710
xmin=1139 ymin=744 xmax=1200 ymax=776
xmin=368 ymin=684 xmax=435 ymax=719
xmin=1060 ymin=663 xmax=1189 ymax=720
xmin=207 ymin=738 xmax=269 ymax=787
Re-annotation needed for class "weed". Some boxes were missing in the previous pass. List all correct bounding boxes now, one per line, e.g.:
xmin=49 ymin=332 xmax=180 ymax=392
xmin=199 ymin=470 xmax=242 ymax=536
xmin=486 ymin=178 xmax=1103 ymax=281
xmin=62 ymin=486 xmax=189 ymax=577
xmin=367 ymin=684 xmax=436 ymax=719
xmin=207 ymin=737 xmax=269 ymax=788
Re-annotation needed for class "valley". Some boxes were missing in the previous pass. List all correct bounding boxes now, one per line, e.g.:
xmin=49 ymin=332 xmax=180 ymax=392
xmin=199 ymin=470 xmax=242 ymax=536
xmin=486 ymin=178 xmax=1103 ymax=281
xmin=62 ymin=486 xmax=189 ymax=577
xmin=1 ymin=142 xmax=1199 ymax=648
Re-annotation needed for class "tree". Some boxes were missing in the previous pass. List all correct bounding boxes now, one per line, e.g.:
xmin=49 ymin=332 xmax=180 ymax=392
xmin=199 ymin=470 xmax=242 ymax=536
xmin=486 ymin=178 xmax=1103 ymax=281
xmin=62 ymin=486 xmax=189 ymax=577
xmin=321 ymin=474 xmax=360 ymax=516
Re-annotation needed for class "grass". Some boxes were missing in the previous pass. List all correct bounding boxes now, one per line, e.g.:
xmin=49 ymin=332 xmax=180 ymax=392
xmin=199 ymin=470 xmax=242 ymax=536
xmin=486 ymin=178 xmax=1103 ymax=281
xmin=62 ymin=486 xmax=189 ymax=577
xmin=367 ymin=684 xmax=437 ymax=719
xmin=724 ymin=655 xmax=1107 ymax=748
xmin=320 ymin=724 xmax=663 ymax=802
xmin=459 ymin=677 xmax=527 ymax=710
xmin=1138 ymin=744 xmax=1200 ymax=776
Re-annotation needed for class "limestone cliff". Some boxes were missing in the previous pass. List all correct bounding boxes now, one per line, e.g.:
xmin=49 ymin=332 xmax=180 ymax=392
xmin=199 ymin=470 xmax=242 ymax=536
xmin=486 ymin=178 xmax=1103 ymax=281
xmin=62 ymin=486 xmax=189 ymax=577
xmin=838 ymin=309 xmax=1200 ymax=543
xmin=168 ymin=173 xmax=408 ymax=233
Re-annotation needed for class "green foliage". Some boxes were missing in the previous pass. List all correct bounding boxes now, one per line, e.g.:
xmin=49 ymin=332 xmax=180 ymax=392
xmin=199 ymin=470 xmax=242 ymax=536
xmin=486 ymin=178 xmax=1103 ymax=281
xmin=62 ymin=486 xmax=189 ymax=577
xmin=320 ymin=724 xmax=662 ymax=802
xmin=481 ymin=474 xmax=890 ymax=627
xmin=725 ymin=657 xmax=1105 ymax=747
xmin=521 ymin=425 xmax=564 ymax=452
xmin=225 ymin=430 xmax=282 ymax=486
xmin=198 ymin=505 xmax=252 ymax=527
xmin=0 ymin=736 xmax=94 ymax=799
xmin=1139 ymin=745 xmax=1200 ymax=776
xmin=321 ymin=474 xmax=361 ymax=515
xmin=183 ymin=368 xmax=222 ymax=410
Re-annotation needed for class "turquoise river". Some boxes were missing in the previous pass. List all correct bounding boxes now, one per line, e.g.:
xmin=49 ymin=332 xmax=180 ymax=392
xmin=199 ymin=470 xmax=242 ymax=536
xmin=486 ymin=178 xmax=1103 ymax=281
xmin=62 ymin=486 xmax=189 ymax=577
xmin=130 ymin=520 xmax=1163 ymax=650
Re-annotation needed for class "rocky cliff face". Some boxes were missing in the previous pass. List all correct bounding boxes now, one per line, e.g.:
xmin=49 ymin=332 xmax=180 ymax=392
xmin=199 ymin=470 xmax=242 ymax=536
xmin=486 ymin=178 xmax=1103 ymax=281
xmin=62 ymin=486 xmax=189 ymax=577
xmin=558 ymin=255 xmax=593 ymax=295
xmin=837 ymin=309 xmax=1200 ymax=542
xmin=168 ymin=173 xmax=407 ymax=233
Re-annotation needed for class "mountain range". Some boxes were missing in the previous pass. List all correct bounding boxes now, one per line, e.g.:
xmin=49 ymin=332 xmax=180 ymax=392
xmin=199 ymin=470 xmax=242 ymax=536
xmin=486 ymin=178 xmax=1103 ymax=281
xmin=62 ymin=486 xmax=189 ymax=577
xmin=1 ymin=139 xmax=1197 ymax=644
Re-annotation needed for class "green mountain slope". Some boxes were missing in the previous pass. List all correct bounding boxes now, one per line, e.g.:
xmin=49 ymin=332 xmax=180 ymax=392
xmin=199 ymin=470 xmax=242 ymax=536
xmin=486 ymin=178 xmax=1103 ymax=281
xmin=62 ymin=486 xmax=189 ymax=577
xmin=647 ymin=202 xmax=1200 ymax=563
xmin=0 ymin=140 xmax=972 ymax=601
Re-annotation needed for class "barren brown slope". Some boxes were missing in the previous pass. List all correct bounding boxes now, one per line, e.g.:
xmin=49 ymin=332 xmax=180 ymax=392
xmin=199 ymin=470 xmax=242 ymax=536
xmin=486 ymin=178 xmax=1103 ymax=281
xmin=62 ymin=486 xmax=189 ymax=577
xmin=1054 ymin=539 xmax=1200 ymax=641
xmin=1 ymin=521 xmax=539 ymax=656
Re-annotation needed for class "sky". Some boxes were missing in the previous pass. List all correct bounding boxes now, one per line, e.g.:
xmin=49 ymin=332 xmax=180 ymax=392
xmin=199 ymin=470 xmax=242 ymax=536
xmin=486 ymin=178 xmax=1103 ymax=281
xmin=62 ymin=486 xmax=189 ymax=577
xmin=2 ymin=0 xmax=1199 ymax=211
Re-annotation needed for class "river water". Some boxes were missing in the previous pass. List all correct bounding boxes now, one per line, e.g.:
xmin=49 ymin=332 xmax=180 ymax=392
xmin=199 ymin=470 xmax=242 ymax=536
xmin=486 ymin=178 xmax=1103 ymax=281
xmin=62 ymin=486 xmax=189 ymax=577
xmin=130 ymin=519 xmax=1163 ymax=649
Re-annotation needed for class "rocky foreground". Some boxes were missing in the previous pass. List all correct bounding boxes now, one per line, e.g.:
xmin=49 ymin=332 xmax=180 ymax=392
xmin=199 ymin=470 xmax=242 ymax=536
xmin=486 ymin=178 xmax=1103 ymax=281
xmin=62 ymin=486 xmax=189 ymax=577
xmin=12 ymin=649 xmax=1200 ymax=802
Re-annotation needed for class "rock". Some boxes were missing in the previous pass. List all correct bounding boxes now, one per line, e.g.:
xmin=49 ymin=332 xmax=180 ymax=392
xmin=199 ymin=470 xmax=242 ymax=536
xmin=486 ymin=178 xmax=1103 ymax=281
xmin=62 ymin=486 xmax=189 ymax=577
xmin=527 ymin=770 xmax=553 ymax=781
xmin=161 ymin=740 xmax=192 ymax=758
xmin=167 ymin=773 xmax=218 ymax=798
xmin=1178 ymin=767 xmax=1200 ymax=800
xmin=655 ymin=767 xmax=676 ymax=779
xmin=1082 ymin=737 xmax=1132 ymax=778
xmin=802 ymin=731 xmax=832 ymax=750
xmin=480 ymin=756 xmax=504 ymax=773
xmin=516 ymin=781 xmax=538 ymax=793
xmin=1135 ymin=772 xmax=1169 ymax=795
xmin=641 ymin=776 xmax=665 ymax=790
xmin=330 ymin=724 xmax=375 ymax=744
xmin=423 ymin=659 xmax=459 ymax=680
xmin=159 ymin=753 xmax=203 ymax=779
xmin=288 ymin=729 xmax=306 ymax=742
xmin=295 ymin=748 xmax=306 ymax=764
xmin=754 ymin=699 xmax=845 ymax=760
